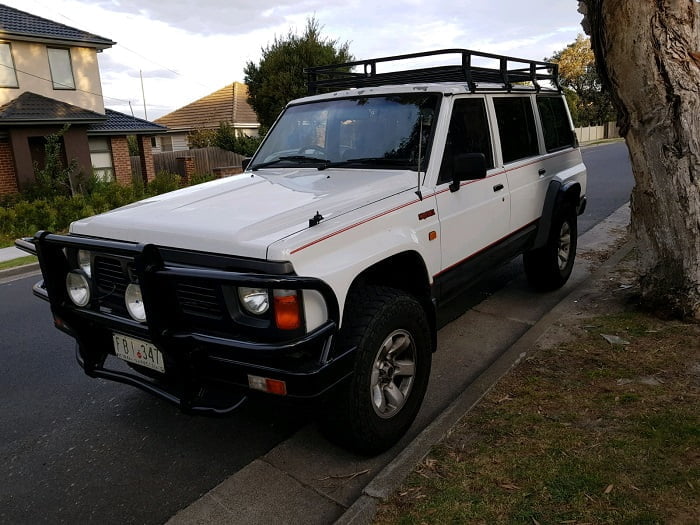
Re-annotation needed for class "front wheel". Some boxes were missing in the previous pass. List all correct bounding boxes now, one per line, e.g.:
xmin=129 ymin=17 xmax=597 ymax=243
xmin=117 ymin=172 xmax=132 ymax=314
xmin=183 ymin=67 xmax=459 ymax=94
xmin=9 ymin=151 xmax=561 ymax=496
xmin=524 ymin=205 xmax=578 ymax=291
xmin=319 ymin=286 xmax=432 ymax=455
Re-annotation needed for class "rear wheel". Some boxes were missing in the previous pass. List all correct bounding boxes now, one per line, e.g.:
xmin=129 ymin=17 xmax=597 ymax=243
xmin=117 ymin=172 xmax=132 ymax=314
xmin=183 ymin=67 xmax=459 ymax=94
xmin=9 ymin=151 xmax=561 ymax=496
xmin=320 ymin=286 xmax=431 ymax=455
xmin=524 ymin=205 xmax=578 ymax=291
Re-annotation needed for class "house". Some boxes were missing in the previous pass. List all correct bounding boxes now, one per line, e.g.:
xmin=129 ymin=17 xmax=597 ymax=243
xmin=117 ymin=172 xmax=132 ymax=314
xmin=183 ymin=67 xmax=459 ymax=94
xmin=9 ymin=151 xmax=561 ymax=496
xmin=0 ymin=3 xmax=167 ymax=196
xmin=153 ymin=82 xmax=259 ymax=152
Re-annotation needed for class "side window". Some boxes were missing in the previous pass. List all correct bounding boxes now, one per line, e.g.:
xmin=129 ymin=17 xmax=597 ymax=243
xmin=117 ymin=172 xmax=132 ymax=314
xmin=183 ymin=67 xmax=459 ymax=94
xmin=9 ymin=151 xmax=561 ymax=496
xmin=47 ymin=48 xmax=76 ymax=90
xmin=493 ymin=97 xmax=539 ymax=164
xmin=88 ymin=138 xmax=115 ymax=182
xmin=537 ymin=96 xmax=575 ymax=152
xmin=0 ymin=43 xmax=18 ymax=88
xmin=438 ymin=98 xmax=493 ymax=184
xmin=159 ymin=136 xmax=173 ymax=152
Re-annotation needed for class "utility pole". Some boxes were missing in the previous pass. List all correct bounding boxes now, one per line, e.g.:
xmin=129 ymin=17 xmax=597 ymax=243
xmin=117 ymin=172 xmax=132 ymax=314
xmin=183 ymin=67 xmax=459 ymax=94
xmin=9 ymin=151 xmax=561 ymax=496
xmin=140 ymin=70 xmax=148 ymax=120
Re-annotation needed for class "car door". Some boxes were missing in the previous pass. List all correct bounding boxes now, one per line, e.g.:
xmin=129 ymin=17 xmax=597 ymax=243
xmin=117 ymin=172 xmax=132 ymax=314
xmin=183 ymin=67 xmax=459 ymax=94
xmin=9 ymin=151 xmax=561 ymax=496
xmin=433 ymin=96 xmax=511 ymax=302
xmin=491 ymin=95 xmax=550 ymax=231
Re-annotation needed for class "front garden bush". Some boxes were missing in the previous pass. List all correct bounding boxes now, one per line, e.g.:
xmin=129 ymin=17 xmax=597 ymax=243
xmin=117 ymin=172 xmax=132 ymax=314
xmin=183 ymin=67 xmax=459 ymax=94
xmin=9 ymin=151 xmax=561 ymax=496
xmin=0 ymin=171 xmax=214 ymax=247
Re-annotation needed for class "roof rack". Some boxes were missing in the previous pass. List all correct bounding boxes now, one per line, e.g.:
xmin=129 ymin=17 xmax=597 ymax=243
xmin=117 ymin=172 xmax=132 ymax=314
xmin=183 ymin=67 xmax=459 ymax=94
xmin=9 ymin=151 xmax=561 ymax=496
xmin=305 ymin=48 xmax=560 ymax=95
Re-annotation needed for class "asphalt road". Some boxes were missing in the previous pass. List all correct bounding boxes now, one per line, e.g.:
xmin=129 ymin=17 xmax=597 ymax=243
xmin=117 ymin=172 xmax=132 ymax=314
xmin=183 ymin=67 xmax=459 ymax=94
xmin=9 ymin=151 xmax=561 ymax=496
xmin=0 ymin=141 xmax=634 ymax=525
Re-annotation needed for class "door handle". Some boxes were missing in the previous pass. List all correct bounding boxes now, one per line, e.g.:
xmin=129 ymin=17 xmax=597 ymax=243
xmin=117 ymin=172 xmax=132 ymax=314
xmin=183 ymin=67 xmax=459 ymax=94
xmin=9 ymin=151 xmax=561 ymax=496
xmin=538 ymin=168 xmax=547 ymax=176
xmin=493 ymin=184 xmax=504 ymax=192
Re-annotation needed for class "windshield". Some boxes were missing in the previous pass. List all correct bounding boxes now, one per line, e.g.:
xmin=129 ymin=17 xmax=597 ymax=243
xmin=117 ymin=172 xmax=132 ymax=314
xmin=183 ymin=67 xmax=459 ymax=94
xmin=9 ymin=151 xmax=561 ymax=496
xmin=251 ymin=93 xmax=440 ymax=171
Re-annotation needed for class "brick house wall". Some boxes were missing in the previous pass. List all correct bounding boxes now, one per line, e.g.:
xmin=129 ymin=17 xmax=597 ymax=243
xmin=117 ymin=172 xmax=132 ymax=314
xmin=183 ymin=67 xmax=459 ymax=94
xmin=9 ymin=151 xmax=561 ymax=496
xmin=138 ymin=135 xmax=156 ymax=182
xmin=0 ymin=139 xmax=19 ymax=195
xmin=110 ymin=136 xmax=132 ymax=185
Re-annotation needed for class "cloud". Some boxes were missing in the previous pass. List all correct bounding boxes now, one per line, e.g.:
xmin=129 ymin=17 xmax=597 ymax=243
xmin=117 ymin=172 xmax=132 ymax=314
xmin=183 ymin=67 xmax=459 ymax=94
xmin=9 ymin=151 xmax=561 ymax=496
xmin=91 ymin=0 xmax=328 ymax=34
xmin=3 ymin=0 xmax=585 ymax=120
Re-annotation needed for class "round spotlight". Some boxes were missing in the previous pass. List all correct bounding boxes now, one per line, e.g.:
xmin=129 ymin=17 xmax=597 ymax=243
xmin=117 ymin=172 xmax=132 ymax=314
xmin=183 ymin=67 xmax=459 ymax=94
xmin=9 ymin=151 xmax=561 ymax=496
xmin=77 ymin=250 xmax=91 ymax=277
xmin=238 ymin=287 xmax=269 ymax=315
xmin=66 ymin=271 xmax=91 ymax=307
xmin=125 ymin=283 xmax=147 ymax=322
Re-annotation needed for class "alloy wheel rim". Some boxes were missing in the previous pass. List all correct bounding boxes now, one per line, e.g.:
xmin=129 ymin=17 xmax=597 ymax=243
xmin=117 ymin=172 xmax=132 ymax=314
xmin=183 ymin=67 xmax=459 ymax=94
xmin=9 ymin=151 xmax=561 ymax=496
xmin=370 ymin=329 xmax=417 ymax=419
xmin=558 ymin=221 xmax=571 ymax=270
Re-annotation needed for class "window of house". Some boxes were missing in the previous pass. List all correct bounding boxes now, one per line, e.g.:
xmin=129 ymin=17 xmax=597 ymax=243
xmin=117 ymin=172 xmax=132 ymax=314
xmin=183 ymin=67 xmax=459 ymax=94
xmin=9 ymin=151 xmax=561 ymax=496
xmin=0 ymin=43 xmax=18 ymax=88
xmin=493 ymin=97 xmax=539 ymax=163
xmin=89 ymin=138 xmax=114 ymax=182
xmin=439 ymin=98 xmax=494 ymax=184
xmin=536 ymin=96 xmax=575 ymax=152
xmin=47 ymin=48 xmax=76 ymax=90
xmin=159 ymin=136 xmax=173 ymax=152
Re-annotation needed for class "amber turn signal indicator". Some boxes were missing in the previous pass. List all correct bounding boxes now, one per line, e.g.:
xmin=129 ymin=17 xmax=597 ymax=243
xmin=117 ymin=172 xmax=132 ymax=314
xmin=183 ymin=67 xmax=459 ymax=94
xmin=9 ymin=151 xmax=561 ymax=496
xmin=273 ymin=290 xmax=301 ymax=330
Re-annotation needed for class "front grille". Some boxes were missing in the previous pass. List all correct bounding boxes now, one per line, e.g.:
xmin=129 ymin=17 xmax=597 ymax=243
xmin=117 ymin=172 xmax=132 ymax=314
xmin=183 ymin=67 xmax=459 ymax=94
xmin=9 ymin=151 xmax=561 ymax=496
xmin=94 ymin=256 xmax=129 ymax=314
xmin=176 ymin=282 xmax=224 ymax=319
xmin=91 ymin=255 xmax=227 ymax=322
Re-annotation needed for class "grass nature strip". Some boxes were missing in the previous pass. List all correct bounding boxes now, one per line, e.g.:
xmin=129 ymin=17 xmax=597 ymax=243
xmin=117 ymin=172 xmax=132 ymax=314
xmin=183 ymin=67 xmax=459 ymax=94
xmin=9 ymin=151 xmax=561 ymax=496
xmin=374 ymin=309 xmax=699 ymax=524
xmin=0 ymin=255 xmax=37 ymax=271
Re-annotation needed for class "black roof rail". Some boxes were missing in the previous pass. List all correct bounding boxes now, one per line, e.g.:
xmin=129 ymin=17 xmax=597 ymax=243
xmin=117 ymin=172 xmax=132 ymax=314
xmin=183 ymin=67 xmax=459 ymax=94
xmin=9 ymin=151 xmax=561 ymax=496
xmin=305 ymin=48 xmax=560 ymax=95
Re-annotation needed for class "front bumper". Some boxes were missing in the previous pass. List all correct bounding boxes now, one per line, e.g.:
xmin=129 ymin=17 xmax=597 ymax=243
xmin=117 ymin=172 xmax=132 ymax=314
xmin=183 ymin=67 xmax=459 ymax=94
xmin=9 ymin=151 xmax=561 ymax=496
xmin=30 ymin=232 xmax=346 ymax=415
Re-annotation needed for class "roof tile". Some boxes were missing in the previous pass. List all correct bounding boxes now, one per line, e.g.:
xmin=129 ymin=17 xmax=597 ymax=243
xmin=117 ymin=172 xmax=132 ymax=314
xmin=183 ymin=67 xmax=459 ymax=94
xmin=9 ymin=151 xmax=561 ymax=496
xmin=88 ymin=109 xmax=168 ymax=134
xmin=0 ymin=4 xmax=114 ymax=48
xmin=155 ymin=82 xmax=258 ymax=130
xmin=0 ymin=92 xmax=105 ymax=122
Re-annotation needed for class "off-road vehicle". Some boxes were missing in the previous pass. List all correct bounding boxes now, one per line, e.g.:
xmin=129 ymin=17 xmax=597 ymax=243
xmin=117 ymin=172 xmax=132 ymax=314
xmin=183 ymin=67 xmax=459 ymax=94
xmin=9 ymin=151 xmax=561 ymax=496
xmin=19 ymin=49 xmax=587 ymax=454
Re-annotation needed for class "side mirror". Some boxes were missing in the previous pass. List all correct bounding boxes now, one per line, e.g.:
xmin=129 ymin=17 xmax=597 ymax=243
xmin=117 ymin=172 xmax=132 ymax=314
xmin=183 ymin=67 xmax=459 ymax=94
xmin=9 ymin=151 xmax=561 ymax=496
xmin=449 ymin=153 xmax=487 ymax=192
xmin=242 ymin=157 xmax=252 ymax=170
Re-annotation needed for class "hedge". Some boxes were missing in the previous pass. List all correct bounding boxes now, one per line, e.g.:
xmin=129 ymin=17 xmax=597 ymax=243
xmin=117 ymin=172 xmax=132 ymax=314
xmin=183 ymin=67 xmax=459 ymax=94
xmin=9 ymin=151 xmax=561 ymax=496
xmin=0 ymin=172 xmax=212 ymax=247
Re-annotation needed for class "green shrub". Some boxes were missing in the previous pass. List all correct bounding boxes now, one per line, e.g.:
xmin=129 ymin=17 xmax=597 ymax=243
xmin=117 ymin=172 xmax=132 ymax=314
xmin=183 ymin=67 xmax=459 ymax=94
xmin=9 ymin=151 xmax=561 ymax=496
xmin=147 ymin=171 xmax=181 ymax=195
xmin=188 ymin=173 xmax=217 ymax=186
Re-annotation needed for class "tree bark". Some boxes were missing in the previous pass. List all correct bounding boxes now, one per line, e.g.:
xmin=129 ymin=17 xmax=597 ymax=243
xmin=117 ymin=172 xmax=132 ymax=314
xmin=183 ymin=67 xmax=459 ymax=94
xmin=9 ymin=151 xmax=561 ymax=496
xmin=579 ymin=0 xmax=700 ymax=319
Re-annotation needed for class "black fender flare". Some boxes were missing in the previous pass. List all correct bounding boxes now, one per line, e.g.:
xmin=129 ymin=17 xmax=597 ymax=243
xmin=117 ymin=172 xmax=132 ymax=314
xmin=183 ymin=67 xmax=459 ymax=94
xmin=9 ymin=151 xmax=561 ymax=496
xmin=532 ymin=180 xmax=581 ymax=249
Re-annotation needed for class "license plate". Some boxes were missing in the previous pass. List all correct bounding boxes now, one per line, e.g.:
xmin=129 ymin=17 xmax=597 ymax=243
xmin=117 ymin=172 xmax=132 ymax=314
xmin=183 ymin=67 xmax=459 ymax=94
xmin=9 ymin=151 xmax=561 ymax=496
xmin=112 ymin=333 xmax=165 ymax=373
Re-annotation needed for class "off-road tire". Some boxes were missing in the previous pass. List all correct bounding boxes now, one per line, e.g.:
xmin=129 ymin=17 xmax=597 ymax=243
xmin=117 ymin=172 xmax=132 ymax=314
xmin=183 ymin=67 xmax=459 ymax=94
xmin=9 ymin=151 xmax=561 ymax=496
xmin=320 ymin=286 xmax=431 ymax=455
xmin=524 ymin=204 xmax=578 ymax=291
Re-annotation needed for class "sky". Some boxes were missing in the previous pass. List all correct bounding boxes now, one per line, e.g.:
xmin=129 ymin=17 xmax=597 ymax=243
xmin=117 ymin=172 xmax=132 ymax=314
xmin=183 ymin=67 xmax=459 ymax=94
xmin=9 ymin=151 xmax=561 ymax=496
xmin=3 ymin=0 xmax=585 ymax=121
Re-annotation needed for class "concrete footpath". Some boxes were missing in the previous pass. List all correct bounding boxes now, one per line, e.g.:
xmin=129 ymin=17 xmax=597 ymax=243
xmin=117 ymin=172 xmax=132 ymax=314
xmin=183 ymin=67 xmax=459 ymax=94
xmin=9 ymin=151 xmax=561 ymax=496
xmin=159 ymin=203 xmax=631 ymax=525
xmin=0 ymin=245 xmax=27 ymax=262
xmin=0 ymin=245 xmax=40 ymax=281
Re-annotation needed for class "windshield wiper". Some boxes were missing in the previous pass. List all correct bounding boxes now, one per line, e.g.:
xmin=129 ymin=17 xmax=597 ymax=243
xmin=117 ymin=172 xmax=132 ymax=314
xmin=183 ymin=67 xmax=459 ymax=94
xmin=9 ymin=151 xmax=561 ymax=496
xmin=317 ymin=157 xmax=412 ymax=171
xmin=251 ymin=156 xmax=330 ymax=170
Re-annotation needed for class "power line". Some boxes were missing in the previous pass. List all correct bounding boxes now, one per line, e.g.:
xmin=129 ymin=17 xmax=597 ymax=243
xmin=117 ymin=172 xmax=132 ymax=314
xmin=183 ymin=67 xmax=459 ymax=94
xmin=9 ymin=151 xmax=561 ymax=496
xmin=0 ymin=63 xmax=133 ymax=104
xmin=28 ymin=1 xmax=219 ymax=93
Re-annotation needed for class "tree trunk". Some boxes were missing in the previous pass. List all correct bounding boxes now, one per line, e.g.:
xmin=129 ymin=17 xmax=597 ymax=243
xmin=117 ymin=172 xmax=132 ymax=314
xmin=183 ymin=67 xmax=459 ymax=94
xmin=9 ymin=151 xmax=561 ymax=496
xmin=579 ymin=0 xmax=700 ymax=319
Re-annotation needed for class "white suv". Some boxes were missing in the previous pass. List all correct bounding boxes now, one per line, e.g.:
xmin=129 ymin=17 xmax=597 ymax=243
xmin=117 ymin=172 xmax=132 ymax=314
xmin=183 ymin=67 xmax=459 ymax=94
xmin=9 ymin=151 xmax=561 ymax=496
xmin=23 ymin=49 xmax=586 ymax=454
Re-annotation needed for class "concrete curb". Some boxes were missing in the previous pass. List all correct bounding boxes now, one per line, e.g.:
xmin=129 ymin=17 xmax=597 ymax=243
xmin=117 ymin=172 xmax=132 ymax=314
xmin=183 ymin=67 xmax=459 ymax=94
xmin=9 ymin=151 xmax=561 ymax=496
xmin=0 ymin=262 xmax=40 ymax=280
xmin=335 ymin=239 xmax=636 ymax=525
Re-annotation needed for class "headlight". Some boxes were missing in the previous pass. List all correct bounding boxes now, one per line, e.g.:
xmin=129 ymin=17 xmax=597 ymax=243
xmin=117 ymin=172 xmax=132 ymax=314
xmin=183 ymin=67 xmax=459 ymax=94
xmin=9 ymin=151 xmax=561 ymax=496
xmin=66 ymin=271 xmax=91 ymax=307
xmin=77 ymin=250 xmax=91 ymax=277
xmin=238 ymin=287 xmax=269 ymax=315
xmin=125 ymin=283 xmax=147 ymax=322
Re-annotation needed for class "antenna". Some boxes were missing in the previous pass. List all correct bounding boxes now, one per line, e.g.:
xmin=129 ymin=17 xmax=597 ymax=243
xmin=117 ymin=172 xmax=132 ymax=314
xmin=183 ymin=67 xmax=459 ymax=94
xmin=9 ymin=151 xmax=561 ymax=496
xmin=416 ymin=116 xmax=423 ymax=201
xmin=415 ymin=109 xmax=433 ymax=201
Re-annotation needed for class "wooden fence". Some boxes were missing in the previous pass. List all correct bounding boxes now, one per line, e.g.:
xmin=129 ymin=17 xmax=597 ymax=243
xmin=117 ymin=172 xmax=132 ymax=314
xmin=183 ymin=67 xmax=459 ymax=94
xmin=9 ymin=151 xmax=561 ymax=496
xmin=131 ymin=147 xmax=244 ymax=179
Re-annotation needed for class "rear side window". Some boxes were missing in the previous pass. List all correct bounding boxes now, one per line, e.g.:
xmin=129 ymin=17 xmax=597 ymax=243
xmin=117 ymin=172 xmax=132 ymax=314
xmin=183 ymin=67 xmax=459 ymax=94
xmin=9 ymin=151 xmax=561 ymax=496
xmin=493 ymin=97 xmax=539 ymax=164
xmin=438 ymin=98 xmax=493 ymax=184
xmin=537 ymin=96 xmax=575 ymax=152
